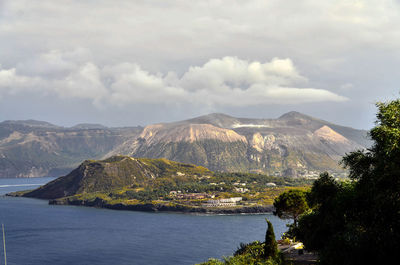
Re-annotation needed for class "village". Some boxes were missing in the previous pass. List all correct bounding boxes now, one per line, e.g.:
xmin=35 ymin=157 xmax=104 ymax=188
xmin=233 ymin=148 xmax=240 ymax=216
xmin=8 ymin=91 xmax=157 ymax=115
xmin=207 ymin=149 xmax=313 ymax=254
xmin=166 ymin=180 xmax=281 ymax=208
xmin=168 ymin=190 xmax=244 ymax=208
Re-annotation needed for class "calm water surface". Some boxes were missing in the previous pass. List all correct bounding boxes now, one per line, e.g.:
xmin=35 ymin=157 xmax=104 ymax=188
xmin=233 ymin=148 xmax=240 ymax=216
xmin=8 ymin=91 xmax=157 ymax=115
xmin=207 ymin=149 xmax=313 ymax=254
xmin=0 ymin=177 xmax=289 ymax=265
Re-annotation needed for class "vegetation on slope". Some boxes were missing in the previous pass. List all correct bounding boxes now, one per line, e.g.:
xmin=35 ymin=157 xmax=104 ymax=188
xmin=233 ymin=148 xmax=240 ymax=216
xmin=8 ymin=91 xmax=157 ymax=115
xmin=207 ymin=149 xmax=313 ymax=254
xmin=23 ymin=155 xmax=210 ymax=199
xmin=17 ymin=155 xmax=311 ymax=212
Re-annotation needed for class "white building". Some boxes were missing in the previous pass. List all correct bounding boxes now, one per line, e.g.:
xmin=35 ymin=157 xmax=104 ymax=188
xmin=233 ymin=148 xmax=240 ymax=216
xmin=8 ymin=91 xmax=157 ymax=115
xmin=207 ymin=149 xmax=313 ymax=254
xmin=203 ymin=197 xmax=242 ymax=207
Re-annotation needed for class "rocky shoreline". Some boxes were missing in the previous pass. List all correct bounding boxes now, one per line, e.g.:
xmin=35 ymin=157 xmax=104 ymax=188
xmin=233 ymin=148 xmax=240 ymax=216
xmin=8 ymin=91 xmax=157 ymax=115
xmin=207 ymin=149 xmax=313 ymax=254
xmin=49 ymin=197 xmax=274 ymax=214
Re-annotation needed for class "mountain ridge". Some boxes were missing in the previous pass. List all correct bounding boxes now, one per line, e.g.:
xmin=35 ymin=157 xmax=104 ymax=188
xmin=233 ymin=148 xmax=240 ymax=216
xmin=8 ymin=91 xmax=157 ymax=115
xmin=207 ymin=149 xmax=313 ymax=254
xmin=0 ymin=112 xmax=371 ymax=178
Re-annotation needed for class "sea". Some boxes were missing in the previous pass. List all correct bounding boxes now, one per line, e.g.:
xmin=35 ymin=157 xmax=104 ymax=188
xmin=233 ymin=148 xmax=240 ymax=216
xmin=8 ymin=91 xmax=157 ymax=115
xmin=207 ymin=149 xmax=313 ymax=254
xmin=0 ymin=177 xmax=290 ymax=265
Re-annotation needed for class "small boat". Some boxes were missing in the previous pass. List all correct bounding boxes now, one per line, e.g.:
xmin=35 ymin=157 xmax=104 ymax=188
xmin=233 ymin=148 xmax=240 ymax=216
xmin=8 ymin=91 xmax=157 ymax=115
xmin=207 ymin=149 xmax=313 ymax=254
xmin=2 ymin=224 xmax=6 ymax=265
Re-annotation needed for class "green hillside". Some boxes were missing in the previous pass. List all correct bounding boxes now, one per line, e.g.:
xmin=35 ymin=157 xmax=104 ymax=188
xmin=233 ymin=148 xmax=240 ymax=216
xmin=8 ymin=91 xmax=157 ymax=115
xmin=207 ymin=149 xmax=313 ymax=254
xmin=23 ymin=155 xmax=210 ymax=199
xmin=16 ymin=155 xmax=310 ymax=213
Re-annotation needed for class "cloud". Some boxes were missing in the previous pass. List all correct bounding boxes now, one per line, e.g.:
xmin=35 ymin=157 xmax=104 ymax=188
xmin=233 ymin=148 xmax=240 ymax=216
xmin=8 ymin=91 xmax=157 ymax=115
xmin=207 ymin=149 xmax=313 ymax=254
xmin=105 ymin=63 xmax=187 ymax=105
xmin=53 ymin=62 xmax=108 ymax=106
xmin=179 ymin=57 xmax=305 ymax=91
xmin=0 ymin=53 xmax=347 ymax=106
xmin=16 ymin=48 xmax=91 ymax=77
xmin=0 ymin=0 xmax=398 ymax=128
xmin=0 ymin=66 xmax=44 ymax=97
xmin=1 ymin=0 xmax=399 ymax=72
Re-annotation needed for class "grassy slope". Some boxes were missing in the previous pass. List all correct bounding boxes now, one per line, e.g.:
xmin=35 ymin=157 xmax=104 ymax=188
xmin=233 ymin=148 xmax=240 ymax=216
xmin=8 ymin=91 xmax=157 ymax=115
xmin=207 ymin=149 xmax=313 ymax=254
xmin=22 ymin=155 xmax=211 ymax=199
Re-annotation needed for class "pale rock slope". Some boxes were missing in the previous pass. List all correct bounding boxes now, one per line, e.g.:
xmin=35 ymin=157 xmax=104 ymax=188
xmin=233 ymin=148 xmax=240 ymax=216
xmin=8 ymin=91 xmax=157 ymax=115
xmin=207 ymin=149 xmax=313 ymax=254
xmin=139 ymin=123 xmax=247 ymax=144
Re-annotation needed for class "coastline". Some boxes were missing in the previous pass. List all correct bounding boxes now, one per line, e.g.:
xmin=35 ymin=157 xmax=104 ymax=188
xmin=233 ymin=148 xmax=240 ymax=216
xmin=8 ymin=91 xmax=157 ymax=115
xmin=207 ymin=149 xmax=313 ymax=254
xmin=49 ymin=197 xmax=275 ymax=214
xmin=7 ymin=191 xmax=274 ymax=214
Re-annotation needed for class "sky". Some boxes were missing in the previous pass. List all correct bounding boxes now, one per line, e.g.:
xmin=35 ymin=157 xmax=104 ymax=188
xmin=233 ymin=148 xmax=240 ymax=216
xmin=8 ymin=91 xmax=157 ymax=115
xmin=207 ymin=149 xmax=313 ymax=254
xmin=0 ymin=0 xmax=399 ymax=129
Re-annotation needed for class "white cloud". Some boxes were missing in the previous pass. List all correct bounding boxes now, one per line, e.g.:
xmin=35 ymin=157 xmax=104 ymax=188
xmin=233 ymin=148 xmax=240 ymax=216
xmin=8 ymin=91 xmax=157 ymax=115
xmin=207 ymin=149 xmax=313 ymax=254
xmin=53 ymin=62 xmax=108 ymax=106
xmin=180 ymin=57 xmax=306 ymax=91
xmin=0 ymin=54 xmax=347 ymax=106
xmin=0 ymin=66 xmax=44 ymax=97
xmin=105 ymin=63 xmax=187 ymax=105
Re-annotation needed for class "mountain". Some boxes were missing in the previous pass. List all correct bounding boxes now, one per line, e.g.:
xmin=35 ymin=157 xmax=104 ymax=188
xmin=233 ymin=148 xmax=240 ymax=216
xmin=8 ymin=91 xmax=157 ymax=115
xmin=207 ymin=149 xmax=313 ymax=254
xmin=108 ymin=112 xmax=369 ymax=177
xmin=70 ymin=123 xmax=108 ymax=130
xmin=0 ymin=120 xmax=142 ymax=178
xmin=22 ymin=155 xmax=210 ymax=199
xmin=0 ymin=112 xmax=371 ymax=178
xmin=0 ymin=119 xmax=61 ymax=129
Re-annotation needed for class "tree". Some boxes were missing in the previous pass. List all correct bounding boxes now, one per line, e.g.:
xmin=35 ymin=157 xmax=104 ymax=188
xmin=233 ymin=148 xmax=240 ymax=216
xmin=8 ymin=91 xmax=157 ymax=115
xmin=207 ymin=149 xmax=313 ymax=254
xmin=294 ymin=99 xmax=400 ymax=265
xmin=293 ymin=173 xmax=358 ymax=263
xmin=273 ymin=189 xmax=308 ymax=226
xmin=340 ymin=99 xmax=400 ymax=265
xmin=306 ymin=172 xmax=339 ymax=208
xmin=264 ymin=219 xmax=278 ymax=259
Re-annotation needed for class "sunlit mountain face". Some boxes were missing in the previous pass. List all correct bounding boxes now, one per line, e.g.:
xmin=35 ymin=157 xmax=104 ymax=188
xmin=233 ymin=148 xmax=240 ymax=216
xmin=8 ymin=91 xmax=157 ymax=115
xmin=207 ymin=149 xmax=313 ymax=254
xmin=0 ymin=112 xmax=370 ymax=178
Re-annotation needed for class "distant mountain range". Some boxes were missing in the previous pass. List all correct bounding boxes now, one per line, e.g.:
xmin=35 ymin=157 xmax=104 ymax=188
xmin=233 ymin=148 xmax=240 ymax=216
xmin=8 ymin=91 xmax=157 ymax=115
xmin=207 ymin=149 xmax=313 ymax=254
xmin=0 ymin=112 xmax=371 ymax=178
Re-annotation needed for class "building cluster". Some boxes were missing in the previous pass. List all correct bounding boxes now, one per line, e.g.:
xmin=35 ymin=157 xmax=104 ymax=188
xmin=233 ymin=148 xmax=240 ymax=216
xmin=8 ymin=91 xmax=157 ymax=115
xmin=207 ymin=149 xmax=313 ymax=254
xmin=169 ymin=191 xmax=214 ymax=200
xmin=203 ymin=197 xmax=242 ymax=207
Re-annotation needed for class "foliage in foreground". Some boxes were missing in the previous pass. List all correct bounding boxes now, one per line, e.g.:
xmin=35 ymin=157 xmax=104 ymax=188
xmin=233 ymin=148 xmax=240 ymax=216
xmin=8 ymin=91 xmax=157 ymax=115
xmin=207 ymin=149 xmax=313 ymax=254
xmin=197 ymin=219 xmax=284 ymax=265
xmin=291 ymin=99 xmax=400 ymax=265
xmin=199 ymin=255 xmax=281 ymax=265
xmin=273 ymin=189 xmax=309 ymax=226
xmin=264 ymin=219 xmax=278 ymax=259
xmin=198 ymin=242 xmax=284 ymax=265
